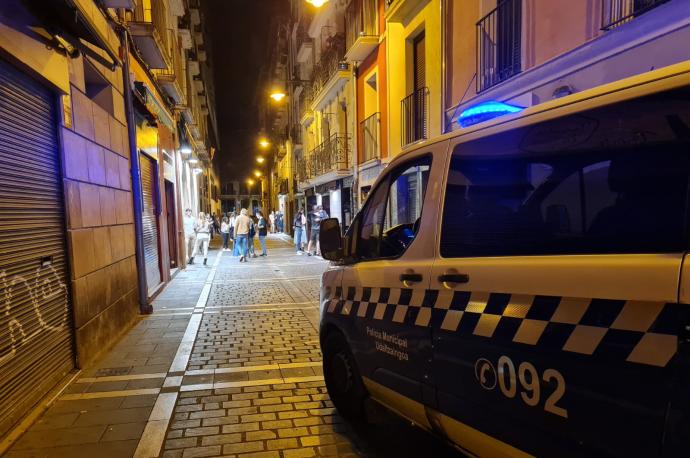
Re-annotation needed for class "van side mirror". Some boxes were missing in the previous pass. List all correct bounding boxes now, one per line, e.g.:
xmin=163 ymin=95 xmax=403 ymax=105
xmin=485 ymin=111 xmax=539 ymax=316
xmin=319 ymin=218 xmax=343 ymax=261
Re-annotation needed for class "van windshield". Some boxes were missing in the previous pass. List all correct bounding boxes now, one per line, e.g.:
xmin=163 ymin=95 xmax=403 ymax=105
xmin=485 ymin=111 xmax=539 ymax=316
xmin=441 ymin=88 xmax=690 ymax=258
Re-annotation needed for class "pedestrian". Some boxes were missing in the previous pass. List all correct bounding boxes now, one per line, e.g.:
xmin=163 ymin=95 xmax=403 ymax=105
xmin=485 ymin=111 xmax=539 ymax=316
xmin=269 ymin=211 xmax=276 ymax=234
xmin=257 ymin=211 xmax=268 ymax=256
xmin=191 ymin=211 xmax=211 ymax=265
xmin=234 ymin=208 xmax=251 ymax=262
xmin=183 ymin=208 xmax=196 ymax=265
xmin=277 ymin=211 xmax=284 ymax=233
xmin=307 ymin=205 xmax=328 ymax=256
xmin=293 ymin=209 xmax=306 ymax=254
xmin=228 ymin=211 xmax=236 ymax=250
xmin=248 ymin=212 xmax=257 ymax=258
xmin=220 ymin=216 xmax=230 ymax=251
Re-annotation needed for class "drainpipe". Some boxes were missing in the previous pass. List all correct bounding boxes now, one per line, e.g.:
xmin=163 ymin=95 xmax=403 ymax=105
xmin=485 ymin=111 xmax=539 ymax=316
xmin=351 ymin=63 xmax=359 ymax=215
xmin=120 ymin=27 xmax=152 ymax=314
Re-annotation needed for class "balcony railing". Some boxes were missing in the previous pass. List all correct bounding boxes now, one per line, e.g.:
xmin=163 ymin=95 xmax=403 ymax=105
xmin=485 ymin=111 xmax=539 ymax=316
xmin=132 ymin=0 xmax=170 ymax=52
xmin=401 ymin=87 xmax=428 ymax=147
xmin=360 ymin=112 xmax=380 ymax=162
xmin=312 ymin=34 xmax=347 ymax=96
xmin=346 ymin=0 xmax=379 ymax=51
xmin=476 ymin=0 xmax=522 ymax=92
xmin=152 ymin=37 xmax=187 ymax=105
xmin=601 ymin=0 xmax=670 ymax=30
xmin=296 ymin=157 xmax=309 ymax=183
xmin=304 ymin=134 xmax=350 ymax=179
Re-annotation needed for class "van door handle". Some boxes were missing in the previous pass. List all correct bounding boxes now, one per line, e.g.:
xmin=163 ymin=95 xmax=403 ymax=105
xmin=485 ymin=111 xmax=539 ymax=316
xmin=438 ymin=274 xmax=470 ymax=284
xmin=400 ymin=273 xmax=423 ymax=283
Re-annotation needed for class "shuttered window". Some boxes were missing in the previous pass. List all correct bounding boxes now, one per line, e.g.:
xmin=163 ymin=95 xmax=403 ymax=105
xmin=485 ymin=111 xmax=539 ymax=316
xmin=0 ymin=59 xmax=74 ymax=437
xmin=140 ymin=154 xmax=161 ymax=295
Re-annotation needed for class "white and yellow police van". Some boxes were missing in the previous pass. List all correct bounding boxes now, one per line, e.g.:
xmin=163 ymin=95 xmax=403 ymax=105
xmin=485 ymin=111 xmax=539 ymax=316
xmin=317 ymin=61 xmax=690 ymax=457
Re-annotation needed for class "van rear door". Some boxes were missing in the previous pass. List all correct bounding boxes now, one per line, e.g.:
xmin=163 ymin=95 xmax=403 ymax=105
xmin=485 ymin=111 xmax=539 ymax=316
xmin=428 ymin=87 xmax=690 ymax=457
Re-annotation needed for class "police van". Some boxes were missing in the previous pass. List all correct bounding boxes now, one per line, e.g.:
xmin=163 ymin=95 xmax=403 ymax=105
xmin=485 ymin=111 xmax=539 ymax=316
xmin=317 ymin=61 xmax=690 ymax=457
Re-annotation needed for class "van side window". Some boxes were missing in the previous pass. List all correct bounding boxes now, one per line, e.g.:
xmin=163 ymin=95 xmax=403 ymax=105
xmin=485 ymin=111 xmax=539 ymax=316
xmin=440 ymin=96 xmax=690 ymax=257
xmin=357 ymin=158 xmax=431 ymax=260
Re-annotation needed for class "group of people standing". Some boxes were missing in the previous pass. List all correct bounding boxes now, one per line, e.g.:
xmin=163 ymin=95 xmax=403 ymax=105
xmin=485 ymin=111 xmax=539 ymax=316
xmin=293 ymin=205 xmax=329 ymax=257
xmin=268 ymin=211 xmax=285 ymax=234
xmin=183 ymin=208 xmax=268 ymax=265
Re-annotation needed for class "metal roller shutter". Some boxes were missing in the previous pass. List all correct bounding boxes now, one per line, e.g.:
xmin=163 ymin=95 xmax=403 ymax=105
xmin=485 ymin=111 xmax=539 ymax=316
xmin=0 ymin=59 xmax=74 ymax=438
xmin=140 ymin=154 xmax=161 ymax=295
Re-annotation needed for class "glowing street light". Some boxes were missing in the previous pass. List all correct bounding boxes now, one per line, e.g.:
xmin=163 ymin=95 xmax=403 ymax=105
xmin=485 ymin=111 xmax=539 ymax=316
xmin=259 ymin=138 xmax=270 ymax=149
xmin=306 ymin=0 xmax=328 ymax=7
xmin=187 ymin=158 xmax=199 ymax=164
xmin=269 ymin=91 xmax=287 ymax=102
xmin=179 ymin=146 xmax=192 ymax=156
xmin=247 ymin=178 xmax=255 ymax=186
xmin=254 ymin=170 xmax=262 ymax=178
xmin=256 ymin=156 xmax=265 ymax=164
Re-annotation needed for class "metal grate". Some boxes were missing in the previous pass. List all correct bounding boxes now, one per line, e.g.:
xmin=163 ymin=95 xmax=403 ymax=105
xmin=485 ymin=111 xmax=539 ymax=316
xmin=401 ymin=87 xmax=429 ymax=146
xmin=601 ymin=0 xmax=670 ymax=30
xmin=476 ymin=0 xmax=522 ymax=92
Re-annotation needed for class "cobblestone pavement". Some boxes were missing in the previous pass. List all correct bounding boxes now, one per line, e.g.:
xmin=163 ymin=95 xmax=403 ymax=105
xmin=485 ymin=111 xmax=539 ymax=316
xmin=4 ymin=235 xmax=461 ymax=458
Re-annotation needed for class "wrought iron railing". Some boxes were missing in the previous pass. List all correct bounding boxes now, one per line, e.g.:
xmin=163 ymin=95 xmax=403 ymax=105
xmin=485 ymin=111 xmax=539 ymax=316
xmin=601 ymin=0 xmax=669 ymax=29
xmin=132 ymin=0 xmax=170 ymax=55
xmin=152 ymin=36 xmax=186 ymax=104
xmin=346 ymin=0 xmax=379 ymax=51
xmin=296 ymin=157 xmax=309 ymax=183
xmin=304 ymin=134 xmax=350 ymax=179
xmin=360 ymin=112 xmax=380 ymax=162
xmin=476 ymin=0 xmax=522 ymax=92
xmin=299 ymin=85 xmax=313 ymax=120
xmin=312 ymin=34 xmax=347 ymax=96
xmin=401 ymin=88 xmax=428 ymax=146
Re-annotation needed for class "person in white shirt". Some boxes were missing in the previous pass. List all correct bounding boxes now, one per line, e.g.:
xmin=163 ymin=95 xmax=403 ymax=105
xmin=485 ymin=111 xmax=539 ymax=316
xmin=183 ymin=208 xmax=196 ymax=265
xmin=220 ymin=216 xmax=230 ymax=251
xmin=191 ymin=212 xmax=211 ymax=265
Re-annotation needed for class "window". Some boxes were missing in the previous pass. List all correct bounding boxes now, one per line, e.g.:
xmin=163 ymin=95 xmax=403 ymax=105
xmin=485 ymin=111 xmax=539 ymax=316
xmin=356 ymin=158 xmax=431 ymax=260
xmin=441 ymin=87 xmax=690 ymax=258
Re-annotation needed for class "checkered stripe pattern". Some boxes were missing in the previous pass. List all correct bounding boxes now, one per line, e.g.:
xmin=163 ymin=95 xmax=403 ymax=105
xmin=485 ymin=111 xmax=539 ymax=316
xmin=321 ymin=286 xmax=683 ymax=368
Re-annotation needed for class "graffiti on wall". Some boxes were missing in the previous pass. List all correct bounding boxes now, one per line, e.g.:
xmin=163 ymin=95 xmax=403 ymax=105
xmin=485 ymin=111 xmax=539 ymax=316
xmin=0 ymin=266 xmax=69 ymax=367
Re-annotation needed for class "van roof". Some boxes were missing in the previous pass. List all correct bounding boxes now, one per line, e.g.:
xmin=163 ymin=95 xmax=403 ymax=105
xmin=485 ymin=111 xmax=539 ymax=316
xmin=398 ymin=60 xmax=690 ymax=159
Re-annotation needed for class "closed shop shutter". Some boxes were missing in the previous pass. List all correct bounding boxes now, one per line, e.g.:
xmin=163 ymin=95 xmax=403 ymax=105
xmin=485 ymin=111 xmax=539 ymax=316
xmin=140 ymin=154 xmax=161 ymax=295
xmin=0 ymin=59 xmax=74 ymax=437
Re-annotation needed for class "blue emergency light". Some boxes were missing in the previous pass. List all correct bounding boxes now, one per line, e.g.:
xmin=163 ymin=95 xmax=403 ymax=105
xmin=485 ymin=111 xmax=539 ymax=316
xmin=457 ymin=101 xmax=524 ymax=128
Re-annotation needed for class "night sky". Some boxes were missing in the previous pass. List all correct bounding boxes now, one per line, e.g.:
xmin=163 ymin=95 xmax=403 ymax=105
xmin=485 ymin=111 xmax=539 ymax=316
xmin=202 ymin=0 xmax=287 ymax=182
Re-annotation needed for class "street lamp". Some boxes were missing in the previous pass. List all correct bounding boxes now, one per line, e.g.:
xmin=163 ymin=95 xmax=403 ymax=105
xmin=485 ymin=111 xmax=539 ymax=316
xmin=306 ymin=0 xmax=328 ymax=7
xmin=254 ymin=171 xmax=262 ymax=178
xmin=256 ymin=156 xmax=265 ymax=164
xmin=259 ymin=138 xmax=270 ymax=149
xmin=180 ymin=146 xmax=192 ymax=156
xmin=187 ymin=158 xmax=199 ymax=165
xmin=269 ymin=91 xmax=287 ymax=102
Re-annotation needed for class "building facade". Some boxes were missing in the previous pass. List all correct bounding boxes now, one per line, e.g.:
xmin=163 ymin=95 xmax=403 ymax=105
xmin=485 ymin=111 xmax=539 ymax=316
xmin=266 ymin=0 xmax=690 ymax=235
xmin=0 ymin=0 xmax=216 ymax=444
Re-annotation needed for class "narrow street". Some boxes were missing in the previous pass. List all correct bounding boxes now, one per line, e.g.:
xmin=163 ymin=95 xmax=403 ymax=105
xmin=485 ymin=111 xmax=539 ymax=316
xmin=5 ymin=235 xmax=460 ymax=458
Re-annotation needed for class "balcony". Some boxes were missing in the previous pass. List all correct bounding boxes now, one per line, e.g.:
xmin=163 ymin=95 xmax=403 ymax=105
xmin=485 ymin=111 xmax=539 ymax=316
xmin=296 ymin=157 xmax=309 ymax=184
xmin=311 ymin=34 xmax=349 ymax=110
xmin=401 ymin=87 xmax=428 ymax=147
xmin=128 ymin=0 xmax=171 ymax=69
xmin=305 ymin=134 xmax=351 ymax=185
xmin=296 ymin=27 xmax=313 ymax=63
xmin=300 ymin=86 xmax=314 ymax=126
xmin=360 ymin=112 xmax=381 ymax=163
xmin=152 ymin=40 xmax=186 ymax=106
xmin=601 ymin=0 xmax=670 ymax=29
xmin=477 ymin=0 xmax=522 ymax=92
xmin=346 ymin=0 xmax=379 ymax=62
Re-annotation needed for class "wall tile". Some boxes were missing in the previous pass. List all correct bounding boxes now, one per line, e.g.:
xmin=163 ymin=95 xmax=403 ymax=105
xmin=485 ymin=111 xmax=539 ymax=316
xmin=104 ymin=150 xmax=121 ymax=189
xmin=123 ymin=223 xmax=135 ymax=257
xmin=92 ymin=103 xmax=110 ymax=149
xmin=69 ymin=59 xmax=85 ymax=94
xmin=109 ymin=116 xmax=124 ymax=157
xmin=92 ymin=226 xmax=112 ymax=270
xmin=121 ymin=123 xmax=130 ymax=157
xmin=118 ymin=156 xmax=131 ymax=191
xmin=79 ymin=182 xmax=102 ymax=227
xmin=86 ymin=142 xmax=106 ymax=185
xmin=115 ymin=190 xmax=131 ymax=224
xmin=109 ymin=225 xmax=125 ymax=262
xmin=112 ymin=90 xmax=126 ymax=125
xmin=71 ymin=277 xmax=91 ymax=329
xmin=72 ymin=89 xmax=94 ymax=141
xmin=62 ymin=128 xmax=89 ymax=181
xmin=128 ymin=255 xmax=138 ymax=291
xmin=64 ymin=179 xmax=82 ymax=229
xmin=99 ymin=187 xmax=117 ymax=226
xmin=86 ymin=268 xmax=108 ymax=319
xmin=69 ymin=228 xmax=95 ymax=279
xmin=104 ymin=263 xmax=119 ymax=311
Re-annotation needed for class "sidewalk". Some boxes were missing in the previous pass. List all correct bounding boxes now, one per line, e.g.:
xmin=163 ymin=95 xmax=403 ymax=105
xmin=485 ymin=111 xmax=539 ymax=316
xmin=4 ymin=234 xmax=461 ymax=458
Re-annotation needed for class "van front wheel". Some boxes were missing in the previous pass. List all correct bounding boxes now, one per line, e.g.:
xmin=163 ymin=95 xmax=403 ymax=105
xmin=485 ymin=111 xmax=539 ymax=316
xmin=323 ymin=331 xmax=367 ymax=421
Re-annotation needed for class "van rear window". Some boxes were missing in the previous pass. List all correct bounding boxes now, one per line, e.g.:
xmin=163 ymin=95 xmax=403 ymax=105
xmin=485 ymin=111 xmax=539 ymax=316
xmin=440 ymin=88 xmax=690 ymax=258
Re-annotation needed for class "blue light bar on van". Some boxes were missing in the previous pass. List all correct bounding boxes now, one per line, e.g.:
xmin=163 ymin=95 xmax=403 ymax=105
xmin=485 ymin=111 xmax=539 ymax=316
xmin=457 ymin=101 xmax=524 ymax=128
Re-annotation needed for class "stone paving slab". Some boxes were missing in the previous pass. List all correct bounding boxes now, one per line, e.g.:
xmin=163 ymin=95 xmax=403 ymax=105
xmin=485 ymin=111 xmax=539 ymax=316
xmin=5 ymin=235 xmax=462 ymax=458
